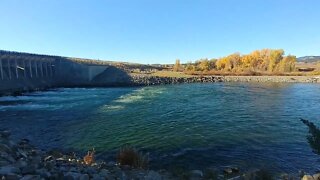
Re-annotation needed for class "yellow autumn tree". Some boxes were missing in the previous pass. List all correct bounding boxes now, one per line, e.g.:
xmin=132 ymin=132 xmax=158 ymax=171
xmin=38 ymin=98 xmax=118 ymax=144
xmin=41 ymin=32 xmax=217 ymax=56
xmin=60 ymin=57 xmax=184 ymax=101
xmin=185 ymin=62 xmax=196 ymax=73
xmin=197 ymin=59 xmax=210 ymax=71
xmin=268 ymin=49 xmax=284 ymax=72
xmin=277 ymin=55 xmax=296 ymax=72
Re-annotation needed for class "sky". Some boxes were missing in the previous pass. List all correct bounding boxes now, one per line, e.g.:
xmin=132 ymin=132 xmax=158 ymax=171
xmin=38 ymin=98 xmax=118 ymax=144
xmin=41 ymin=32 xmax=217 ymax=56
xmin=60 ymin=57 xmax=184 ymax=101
xmin=0 ymin=0 xmax=319 ymax=64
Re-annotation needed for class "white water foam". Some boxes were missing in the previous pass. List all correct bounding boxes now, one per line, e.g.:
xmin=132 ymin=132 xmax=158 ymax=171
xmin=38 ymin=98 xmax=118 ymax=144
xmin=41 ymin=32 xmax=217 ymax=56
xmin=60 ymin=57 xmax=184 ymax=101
xmin=0 ymin=103 xmax=63 ymax=111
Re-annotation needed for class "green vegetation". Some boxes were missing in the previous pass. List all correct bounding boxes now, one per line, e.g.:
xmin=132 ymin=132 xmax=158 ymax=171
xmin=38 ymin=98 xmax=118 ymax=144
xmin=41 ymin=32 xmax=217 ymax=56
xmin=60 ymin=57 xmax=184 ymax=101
xmin=182 ymin=49 xmax=298 ymax=75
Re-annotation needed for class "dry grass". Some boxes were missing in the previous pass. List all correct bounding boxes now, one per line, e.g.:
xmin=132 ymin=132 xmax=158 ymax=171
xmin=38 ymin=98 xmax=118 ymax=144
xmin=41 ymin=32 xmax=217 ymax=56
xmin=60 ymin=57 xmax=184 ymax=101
xmin=116 ymin=146 xmax=148 ymax=169
xmin=83 ymin=148 xmax=95 ymax=165
xmin=151 ymin=71 xmax=194 ymax=77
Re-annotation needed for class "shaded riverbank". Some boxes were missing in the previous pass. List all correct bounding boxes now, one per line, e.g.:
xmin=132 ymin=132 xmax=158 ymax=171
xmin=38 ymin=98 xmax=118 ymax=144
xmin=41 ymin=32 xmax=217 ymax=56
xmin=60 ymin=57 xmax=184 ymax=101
xmin=0 ymin=130 xmax=172 ymax=180
xmin=2 ymin=130 xmax=319 ymax=180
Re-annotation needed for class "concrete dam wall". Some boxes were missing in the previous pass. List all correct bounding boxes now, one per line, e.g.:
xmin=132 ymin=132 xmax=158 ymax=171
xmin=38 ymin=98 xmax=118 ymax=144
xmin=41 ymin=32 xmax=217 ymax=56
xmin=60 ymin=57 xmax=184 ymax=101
xmin=0 ymin=51 xmax=132 ymax=95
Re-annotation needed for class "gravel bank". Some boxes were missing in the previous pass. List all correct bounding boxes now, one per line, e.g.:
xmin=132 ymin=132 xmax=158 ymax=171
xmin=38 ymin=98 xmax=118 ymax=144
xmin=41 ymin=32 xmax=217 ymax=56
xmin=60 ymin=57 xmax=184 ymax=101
xmin=130 ymin=75 xmax=320 ymax=86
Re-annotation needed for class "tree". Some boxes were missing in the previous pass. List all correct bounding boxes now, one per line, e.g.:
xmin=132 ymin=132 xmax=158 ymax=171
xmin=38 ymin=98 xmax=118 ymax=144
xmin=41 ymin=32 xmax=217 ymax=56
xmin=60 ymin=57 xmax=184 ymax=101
xmin=185 ymin=63 xmax=196 ymax=72
xmin=197 ymin=59 xmax=210 ymax=71
xmin=173 ymin=59 xmax=181 ymax=72
xmin=268 ymin=49 xmax=284 ymax=72
xmin=277 ymin=55 xmax=296 ymax=72
xmin=209 ymin=58 xmax=217 ymax=69
xmin=216 ymin=57 xmax=228 ymax=70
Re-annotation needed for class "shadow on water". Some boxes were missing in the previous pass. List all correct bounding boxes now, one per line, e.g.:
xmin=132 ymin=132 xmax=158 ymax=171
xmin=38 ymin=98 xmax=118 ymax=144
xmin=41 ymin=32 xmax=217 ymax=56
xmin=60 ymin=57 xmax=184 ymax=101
xmin=301 ymin=118 xmax=320 ymax=155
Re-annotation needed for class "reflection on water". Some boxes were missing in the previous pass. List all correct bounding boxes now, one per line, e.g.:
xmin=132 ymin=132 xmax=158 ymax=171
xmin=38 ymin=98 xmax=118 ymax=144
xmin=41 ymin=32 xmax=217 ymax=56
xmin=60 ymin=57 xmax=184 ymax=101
xmin=0 ymin=83 xmax=320 ymax=173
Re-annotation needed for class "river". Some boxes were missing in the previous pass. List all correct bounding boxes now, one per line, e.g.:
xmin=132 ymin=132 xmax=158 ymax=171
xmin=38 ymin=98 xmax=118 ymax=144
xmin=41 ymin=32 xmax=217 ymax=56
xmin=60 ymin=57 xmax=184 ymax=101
xmin=0 ymin=82 xmax=320 ymax=174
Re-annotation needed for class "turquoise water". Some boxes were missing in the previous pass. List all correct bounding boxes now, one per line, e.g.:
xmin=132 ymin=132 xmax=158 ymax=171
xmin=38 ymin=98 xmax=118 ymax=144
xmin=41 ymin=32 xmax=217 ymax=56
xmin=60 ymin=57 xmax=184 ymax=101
xmin=1 ymin=83 xmax=320 ymax=173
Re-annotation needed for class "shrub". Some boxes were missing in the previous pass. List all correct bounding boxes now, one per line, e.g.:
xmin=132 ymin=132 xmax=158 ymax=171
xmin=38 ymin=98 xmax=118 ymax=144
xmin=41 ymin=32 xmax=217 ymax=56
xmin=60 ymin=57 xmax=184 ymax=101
xmin=116 ymin=145 xmax=148 ymax=169
xmin=83 ymin=148 xmax=95 ymax=165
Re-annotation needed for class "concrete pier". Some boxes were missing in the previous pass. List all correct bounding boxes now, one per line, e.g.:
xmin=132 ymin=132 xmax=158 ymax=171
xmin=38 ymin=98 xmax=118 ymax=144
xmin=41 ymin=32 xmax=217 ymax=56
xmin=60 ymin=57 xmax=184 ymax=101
xmin=15 ymin=59 xmax=18 ymax=79
xmin=0 ymin=59 xmax=3 ymax=80
xmin=29 ymin=60 xmax=33 ymax=78
xmin=23 ymin=60 xmax=26 ymax=78
xmin=8 ymin=59 xmax=11 ymax=80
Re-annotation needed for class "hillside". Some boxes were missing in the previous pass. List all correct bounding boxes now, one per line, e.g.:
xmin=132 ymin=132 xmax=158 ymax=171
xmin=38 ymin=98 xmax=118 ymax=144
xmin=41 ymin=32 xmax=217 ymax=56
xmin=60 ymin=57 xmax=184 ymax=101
xmin=298 ymin=56 xmax=320 ymax=62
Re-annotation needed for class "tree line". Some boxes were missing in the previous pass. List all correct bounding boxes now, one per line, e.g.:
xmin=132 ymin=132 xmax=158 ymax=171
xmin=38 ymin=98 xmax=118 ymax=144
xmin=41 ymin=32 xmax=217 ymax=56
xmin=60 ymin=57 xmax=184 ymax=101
xmin=174 ymin=49 xmax=297 ymax=74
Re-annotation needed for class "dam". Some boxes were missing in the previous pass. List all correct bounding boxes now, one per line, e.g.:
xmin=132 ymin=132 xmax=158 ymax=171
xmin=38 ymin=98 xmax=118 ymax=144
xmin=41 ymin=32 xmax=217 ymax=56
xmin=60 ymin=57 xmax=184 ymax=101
xmin=0 ymin=50 xmax=130 ymax=95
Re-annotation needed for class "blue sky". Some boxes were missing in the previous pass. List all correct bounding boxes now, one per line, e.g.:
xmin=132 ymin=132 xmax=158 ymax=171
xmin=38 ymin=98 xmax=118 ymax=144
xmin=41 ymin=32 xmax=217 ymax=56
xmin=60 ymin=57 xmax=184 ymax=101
xmin=0 ymin=0 xmax=319 ymax=64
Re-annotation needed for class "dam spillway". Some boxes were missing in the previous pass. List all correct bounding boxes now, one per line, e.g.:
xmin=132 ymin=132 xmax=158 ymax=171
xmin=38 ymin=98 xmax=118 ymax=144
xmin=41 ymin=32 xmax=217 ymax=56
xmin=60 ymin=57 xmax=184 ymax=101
xmin=0 ymin=50 xmax=114 ymax=95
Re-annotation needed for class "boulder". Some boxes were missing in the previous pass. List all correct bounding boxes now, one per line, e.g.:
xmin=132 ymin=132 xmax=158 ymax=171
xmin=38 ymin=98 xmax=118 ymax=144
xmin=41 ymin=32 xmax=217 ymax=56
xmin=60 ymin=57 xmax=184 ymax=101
xmin=0 ymin=144 xmax=12 ymax=154
xmin=0 ymin=165 xmax=21 ymax=175
xmin=0 ymin=131 xmax=11 ymax=138
xmin=313 ymin=173 xmax=320 ymax=180
xmin=64 ymin=172 xmax=82 ymax=180
xmin=190 ymin=170 xmax=203 ymax=178
xmin=20 ymin=175 xmax=41 ymax=180
xmin=223 ymin=167 xmax=240 ymax=175
xmin=302 ymin=175 xmax=314 ymax=180
xmin=3 ymin=174 xmax=22 ymax=180
xmin=91 ymin=174 xmax=105 ymax=180
xmin=79 ymin=174 xmax=90 ymax=180
xmin=21 ymin=164 xmax=37 ymax=175
xmin=99 ymin=169 xmax=110 ymax=178
xmin=145 ymin=170 xmax=162 ymax=180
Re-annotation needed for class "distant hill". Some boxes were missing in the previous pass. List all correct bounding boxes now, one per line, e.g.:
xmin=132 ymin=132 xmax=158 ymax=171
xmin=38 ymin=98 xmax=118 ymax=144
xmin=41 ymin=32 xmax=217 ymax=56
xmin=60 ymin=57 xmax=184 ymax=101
xmin=298 ymin=56 xmax=320 ymax=63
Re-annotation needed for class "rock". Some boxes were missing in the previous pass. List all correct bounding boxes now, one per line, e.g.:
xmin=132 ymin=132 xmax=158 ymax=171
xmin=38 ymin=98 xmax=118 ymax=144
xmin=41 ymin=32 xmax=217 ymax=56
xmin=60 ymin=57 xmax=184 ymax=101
xmin=223 ymin=167 xmax=240 ymax=175
xmin=80 ymin=174 xmax=90 ymax=180
xmin=0 ymin=131 xmax=11 ymax=138
xmin=64 ymin=172 xmax=82 ymax=180
xmin=85 ymin=166 xmax=97 ymax=175
xmin=21 ymin=164 xmax=37 ymax=175
xmin=1 ymin=152 xmax=15 ymax=163
xmin=92 ymin=174 xmax=105 ymax=180
xmin=99 ymin=169 xmax=110 ymax=178
xmin=43 ymin=161 xmax=55 ymax=170
xmin=302 ymin=175 xmax=314 ymax=180
xmin=0 ymin=144 xmax=12 ymax=154
xmin=107 ymin=161 xmax=115 ymax=166
xmin=17 ymin=149 xmax=28 ymax=158
xmin=3 ymin=173 xmax=22 ymax=180
xmin=189 ymin=170 xmax=203 ymax=179
xmin=69 ymin=167 xmax=78 ymax=172
xmin=224 ymin=168 xmax=233 ymax=174
xmin=44 ymin=155 xmax=53 ymax=162
xmin=0 ymin=165 xmax=21 ymax=175
xmin=20 ymin=175 xmax=41 ymax=180
xmin=51 ymin=172 xmax=64 ymax=179
xmin=280 ymin=173 xmax=290 ymax=180
xmin=19 ymin=139 xmax=30 ymax=145
xmin=37 ymin=169 xmax=51 ymax=179
xmin=228 ymin=176 xmax=241 ymax=180
xmin=204 ymin=167 xmax=218 ymax=179
xmin=114 ymin=170 xmax=127 ymax=180
xmin=313 ymin=173 xmax=320 ymax=180
xmin=15 ymin=159 xmax=28 ymax=169
xmin=146 ymin=170 xmax=162 ymax=180
xmin=299 ymin=170 xmax=307 ymax=178
xmin=0 ymin=160 xmax=10 ymax=166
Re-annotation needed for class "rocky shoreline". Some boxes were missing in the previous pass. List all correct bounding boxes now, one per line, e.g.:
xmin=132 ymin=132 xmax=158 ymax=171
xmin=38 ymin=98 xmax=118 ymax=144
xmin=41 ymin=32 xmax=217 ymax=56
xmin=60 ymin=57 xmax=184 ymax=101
xmin=1 ymin=75 xmax=319 ymax=97
xmin=0 ymin=130 xmax=172 ymax=180
xmin=1 ymin=130 xmax=320 ymax=180
xmin=130 ymin=75 xmax=320 ymax=86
